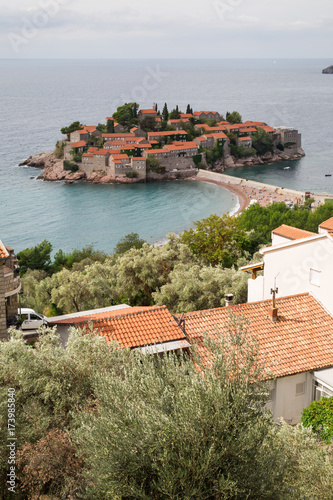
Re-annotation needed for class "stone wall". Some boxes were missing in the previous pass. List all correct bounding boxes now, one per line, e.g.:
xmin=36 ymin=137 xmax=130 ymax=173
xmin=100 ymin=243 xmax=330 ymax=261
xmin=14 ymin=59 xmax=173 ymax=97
xmin=147 ymin=169 xmax=197 ymax=181
xmin=158 ymin=157 xmax=197 ymax=171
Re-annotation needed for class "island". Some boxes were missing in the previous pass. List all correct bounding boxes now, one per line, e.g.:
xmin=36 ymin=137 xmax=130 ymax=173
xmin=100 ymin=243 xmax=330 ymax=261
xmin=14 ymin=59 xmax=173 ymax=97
xmin=322 ymin=65 xmax=333 ymax=74
xmin=20 ymin=102 xmax=305 ymax=183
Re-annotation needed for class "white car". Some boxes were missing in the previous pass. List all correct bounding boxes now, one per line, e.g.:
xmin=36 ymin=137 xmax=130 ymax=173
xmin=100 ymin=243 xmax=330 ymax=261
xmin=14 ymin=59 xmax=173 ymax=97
xmin=20 ymin=308 xmax=48 ymax=330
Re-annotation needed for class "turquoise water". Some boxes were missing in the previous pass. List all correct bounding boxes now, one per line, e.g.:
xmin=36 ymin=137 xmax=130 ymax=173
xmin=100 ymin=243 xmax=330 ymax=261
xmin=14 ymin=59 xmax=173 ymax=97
xmin=1 ymin=58 xmax=333 ymax=253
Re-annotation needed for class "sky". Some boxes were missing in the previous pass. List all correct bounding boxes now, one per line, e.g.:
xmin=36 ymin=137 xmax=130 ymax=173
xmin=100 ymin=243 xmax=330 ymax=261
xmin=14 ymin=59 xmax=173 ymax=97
xmin=1 ymin=0 xmax=333 ymax=59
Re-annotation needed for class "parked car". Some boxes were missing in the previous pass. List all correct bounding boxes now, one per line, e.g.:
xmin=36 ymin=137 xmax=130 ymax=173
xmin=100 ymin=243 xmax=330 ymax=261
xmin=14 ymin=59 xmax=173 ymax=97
xmin=20 ymin=308 xmax=48 ymax=330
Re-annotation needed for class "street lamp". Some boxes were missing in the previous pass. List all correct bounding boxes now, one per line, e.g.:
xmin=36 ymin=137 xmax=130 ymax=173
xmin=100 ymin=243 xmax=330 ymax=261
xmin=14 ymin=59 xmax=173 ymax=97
xmin=18 ymin=290 xmax=23 ymax=317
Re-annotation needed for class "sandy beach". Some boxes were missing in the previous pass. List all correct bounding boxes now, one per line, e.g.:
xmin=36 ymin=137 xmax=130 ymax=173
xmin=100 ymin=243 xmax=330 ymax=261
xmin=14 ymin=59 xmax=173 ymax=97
xmin=194 ymin=172 xmax=305 ymax=215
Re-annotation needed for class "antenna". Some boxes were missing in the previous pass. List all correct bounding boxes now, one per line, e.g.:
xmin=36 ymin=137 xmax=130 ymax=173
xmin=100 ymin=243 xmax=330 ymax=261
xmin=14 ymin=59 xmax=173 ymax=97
xmin=270 ymin=275 xmax=279 ymax=308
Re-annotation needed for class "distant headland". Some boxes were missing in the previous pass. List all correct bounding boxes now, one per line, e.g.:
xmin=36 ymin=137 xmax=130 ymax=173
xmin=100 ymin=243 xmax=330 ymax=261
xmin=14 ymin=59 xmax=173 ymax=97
xmin=20 ymin=102 xmax=305 ymax=184
xmin=322 ymin=65 xmax=333 ymax=74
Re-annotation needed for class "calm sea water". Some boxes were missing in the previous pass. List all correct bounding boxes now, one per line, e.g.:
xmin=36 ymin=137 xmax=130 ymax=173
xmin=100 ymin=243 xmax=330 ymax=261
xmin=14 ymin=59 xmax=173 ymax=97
xmin=1 ymin=58 xmax=332 ymax=253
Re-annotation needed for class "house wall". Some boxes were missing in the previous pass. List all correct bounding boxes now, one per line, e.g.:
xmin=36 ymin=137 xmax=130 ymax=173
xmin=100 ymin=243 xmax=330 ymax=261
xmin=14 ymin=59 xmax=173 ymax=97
xmin=249 ymin=236 xmax=333 ymax=315
xmin=266 ymin=372 xmax=313 ymax=425
xmin=271 ymin=234 xmax=291 ymax=246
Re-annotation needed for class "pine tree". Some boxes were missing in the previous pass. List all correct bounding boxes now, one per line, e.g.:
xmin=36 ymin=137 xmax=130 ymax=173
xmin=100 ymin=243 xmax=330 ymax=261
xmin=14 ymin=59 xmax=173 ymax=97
xmin=162 ymin=103 xmax=169 ymax=122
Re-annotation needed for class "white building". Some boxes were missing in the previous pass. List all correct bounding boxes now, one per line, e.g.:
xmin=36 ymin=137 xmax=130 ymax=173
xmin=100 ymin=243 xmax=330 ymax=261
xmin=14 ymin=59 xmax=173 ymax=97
xmin=242 ymin=220 xmax=333 ymax=317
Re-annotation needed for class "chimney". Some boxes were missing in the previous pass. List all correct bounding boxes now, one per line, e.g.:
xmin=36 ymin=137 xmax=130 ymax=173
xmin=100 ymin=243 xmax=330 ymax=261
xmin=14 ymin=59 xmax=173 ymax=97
xmin=225 ymin=294 xmax=234 ymax=307
xmin=269 ymin=307 xmax=278 ymax=322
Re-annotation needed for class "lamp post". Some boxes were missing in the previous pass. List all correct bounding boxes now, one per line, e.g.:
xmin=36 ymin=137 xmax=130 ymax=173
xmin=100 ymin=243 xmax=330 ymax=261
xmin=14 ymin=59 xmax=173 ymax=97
xmin=18 ymin=290 xmax=23 ymax=317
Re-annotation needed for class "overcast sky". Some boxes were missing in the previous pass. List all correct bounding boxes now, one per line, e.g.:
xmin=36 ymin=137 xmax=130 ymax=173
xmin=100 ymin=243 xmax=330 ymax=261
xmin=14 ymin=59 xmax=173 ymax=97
xmin=1 ymin=0 xmax=333 ymax=59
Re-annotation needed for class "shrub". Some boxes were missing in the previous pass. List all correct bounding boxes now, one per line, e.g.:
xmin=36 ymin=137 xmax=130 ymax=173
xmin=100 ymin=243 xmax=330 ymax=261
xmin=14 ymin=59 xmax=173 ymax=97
xmin=277 ymin=142 xmax=284 ymax=151
xmin=126 ymin=170 xmax=138 ymax=178
xmin=63 ymin=160 xmax=79 ymax=172
xmin=54 ymin=140 xmax=65 ymax=159
xmin=301 ymin=397 xmax=333 ymax=444
xmin=192 ymin=154 xmax=202 ymax=165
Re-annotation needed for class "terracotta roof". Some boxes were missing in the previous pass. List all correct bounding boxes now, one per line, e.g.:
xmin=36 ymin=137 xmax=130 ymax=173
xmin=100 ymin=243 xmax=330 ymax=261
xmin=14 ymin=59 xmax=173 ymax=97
xmin=226 ymin=123 xmax=243 ymax=129
xmin=164 ymin=141 xmax=198 ymax=151
xmin=55 ymin=305 xmax=186 ymax=349
xmin=243 ymin=121 xmax=266 ymax=126
xmin=93 ymin=149 xmax=109 ymax=156
xmin=272 ymin=224 xmax=316 ymax=241
xmin=260 ymin=125 xmax=275 ymax=133
xmin=84 ymin=126 xmax=97 ymax=133
xmin=239 ymin=127 xmax=257 ymax=133
xmin=144 ymin=149 xmax=167 ymax=155
xmin=132 ymin=157 xmax=146 ymax=161
xmin=180 ymin=113 xmax=193 ymax=118
xmin=130 ymin=127 xmax=138 ymax=132
xmin=147 ymin=130 xmax=187 ymax=138
xmin=87 ymin=147 xmax=98 ymax=152
xmin=168 ymin=118 xmax=190 ymax=123
xmin=179 ymin=293 xmax=333 ymax=378
xmin=111 ymin=154 xmax=129 ymax=160
xmin=193 ymin=111 xmax=219 ymax=116
xmin=0 ymin=240 xmax=9 ymax=259
xmin=211 ymin=132 xmax=228 ymax=139
xmin=82 ymin=153 xmax=94 ymax=158
xmin=319 ymin=217 xmax=333 ymax=231
xmin=239 ymin=136 xmax=252 ymax=141
xmin=70 ymin=140 xmax=86 ymax=148
xmin=102 ymin=133 xmax=136 ymax=139
xmin=52 ymin=306 xmax=147 ymax=324
xmin=139 ymin=109 xmax=157 ymax=114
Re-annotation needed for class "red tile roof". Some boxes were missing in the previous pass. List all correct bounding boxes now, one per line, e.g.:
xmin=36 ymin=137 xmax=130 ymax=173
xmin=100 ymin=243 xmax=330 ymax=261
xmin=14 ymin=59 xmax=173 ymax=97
xmin=211 ymin=132 xmax=228 ymax=139
xmin=272 ymin=224 xmax=316 ymax=241
xmin=0 ymin=240 xmax=9 ymax=259
xmin=164 ymin=141 xmax=198 ymax=151
xmin=139 ymin=109 xmax=157 ymax=114
xmin=110 ymin=154 xmax=129 ymax=160
xmin=239 ymin=127 xmax=257 ymax=133
xmin=102 ymin=133 xmax=136 ymax=139
xmin=260 ymin=125 xmax=275 ymax=133
xmin=239 ymin=136 xmax=252 ymax=141
xmin=54 ymin=306 xmax=186 ymax=348
xmin=179 ymin=293 xmax=333 ymax=378
xmin=84 ymin=126 xmax=97 ymax=133
xmin=70 ymin=140 xmax=86 ymax=148
xmin=147 ymin=130 xmax=187 ymax=138
xmin=319 ymin=217 xmax=333 ymax=231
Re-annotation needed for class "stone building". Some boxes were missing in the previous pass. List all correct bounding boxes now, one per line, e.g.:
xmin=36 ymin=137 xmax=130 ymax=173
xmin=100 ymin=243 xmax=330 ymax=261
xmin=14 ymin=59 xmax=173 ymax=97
xmin=0 ymin=240 xmax=20 ymax=340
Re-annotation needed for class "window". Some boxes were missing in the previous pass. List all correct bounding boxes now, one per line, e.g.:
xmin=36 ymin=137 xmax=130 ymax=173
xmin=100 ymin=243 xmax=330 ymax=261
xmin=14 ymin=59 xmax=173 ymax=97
xmin=310 ymin=269 xmax=321 ymax=287
xmin=296 ymin=382 xmax=305 ymax=396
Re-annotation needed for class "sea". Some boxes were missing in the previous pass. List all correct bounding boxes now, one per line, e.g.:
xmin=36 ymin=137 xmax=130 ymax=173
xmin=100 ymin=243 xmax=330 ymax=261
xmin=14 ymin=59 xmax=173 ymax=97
xmin=1 ymin=58 xmax=333 ymax=254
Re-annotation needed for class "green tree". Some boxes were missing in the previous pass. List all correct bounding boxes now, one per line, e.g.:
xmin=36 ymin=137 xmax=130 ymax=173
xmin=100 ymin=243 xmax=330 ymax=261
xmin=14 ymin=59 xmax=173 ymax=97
xmin=73 ymin=317 xmax=289 ymax=499
xmin=153 ymin=263 xmax=248 ymax=313
xmin=180 ymin=214 xmax=249 ymax=267
xmin=301 ymin=397 xmax=333 ymax=444
xmin=169 ymin=105 xmax=181 ymax=119
xmin=17 ymin=240 xmax=53 ymax=276
xmin=113 ymin=233 xmax=146 ymax=256
xmin=106 ymin=119 xmax=115 ymax=133
xmin=113 ymin=102 xmax=139 ymax=126
xmin=226 ymin=111 xmax=242 ymax=124
xmin=252 ymin=128 xmax=274 ymax=155
xmin=162 ymin=102 xmax=169 ymax=122
xmin=140 ymin=116 xmax=157 ymax=131
xmin=60 ymin=121 xmax=83 ymax=138
xmin=186 ymin=103 xmax=193 ymax=114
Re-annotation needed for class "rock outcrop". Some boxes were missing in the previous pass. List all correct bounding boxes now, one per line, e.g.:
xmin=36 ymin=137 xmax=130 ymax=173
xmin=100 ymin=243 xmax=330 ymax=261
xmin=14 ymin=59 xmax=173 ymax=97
xmin=214 ymin=149 xmax=305 ymax=171
xmin=322 ymin=65 xmax=333 ymax=74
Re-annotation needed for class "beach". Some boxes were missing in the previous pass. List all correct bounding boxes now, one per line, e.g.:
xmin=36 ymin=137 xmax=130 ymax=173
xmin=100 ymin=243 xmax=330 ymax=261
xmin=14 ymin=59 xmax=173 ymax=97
xmin=195 ymin=170 xmax=307 ymax=215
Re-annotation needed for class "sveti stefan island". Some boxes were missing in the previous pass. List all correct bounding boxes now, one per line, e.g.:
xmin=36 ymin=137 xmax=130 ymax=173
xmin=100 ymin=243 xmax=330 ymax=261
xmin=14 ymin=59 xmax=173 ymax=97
xmin=2 ymin=1 xmax=333 ymax=497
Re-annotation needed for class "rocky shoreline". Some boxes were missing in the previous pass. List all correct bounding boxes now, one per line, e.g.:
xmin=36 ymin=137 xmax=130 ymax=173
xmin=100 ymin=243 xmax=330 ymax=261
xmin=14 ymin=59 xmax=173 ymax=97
xmin=211 ymin=149 xmax=305 ymax=172
xmin=20 ymin=148 xmax=306 ymax=184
